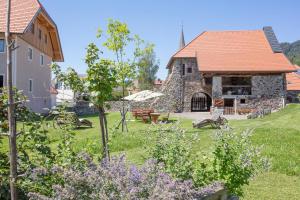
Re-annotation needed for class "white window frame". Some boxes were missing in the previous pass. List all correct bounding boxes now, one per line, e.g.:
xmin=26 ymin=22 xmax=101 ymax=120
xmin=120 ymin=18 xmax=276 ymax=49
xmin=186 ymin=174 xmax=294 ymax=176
xmin=29 ymin=79 xmax=33 ymax=93
xmin=40 ymin=53 xmax=44 ymax=66
xmin=28 ymin=47 xmax=33 ymax=61
xmin=0 ymin=39 xmax=5 ymax=53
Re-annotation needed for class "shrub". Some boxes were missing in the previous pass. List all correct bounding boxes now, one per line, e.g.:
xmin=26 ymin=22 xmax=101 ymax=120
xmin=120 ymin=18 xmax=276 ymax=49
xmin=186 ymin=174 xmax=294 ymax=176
xmin=147 ymin=122 xmax=197 ymax=181
xmin=147 ymin=123 xmax=270 ymax=197
xmin=28 ymin=154 xmax=222 ymax=200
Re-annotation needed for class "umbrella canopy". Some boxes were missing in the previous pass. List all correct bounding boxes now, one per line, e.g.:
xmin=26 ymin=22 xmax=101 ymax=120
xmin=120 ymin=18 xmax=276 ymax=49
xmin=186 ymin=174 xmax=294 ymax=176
xmin=124 ymin=90 xmax=164 ymax=102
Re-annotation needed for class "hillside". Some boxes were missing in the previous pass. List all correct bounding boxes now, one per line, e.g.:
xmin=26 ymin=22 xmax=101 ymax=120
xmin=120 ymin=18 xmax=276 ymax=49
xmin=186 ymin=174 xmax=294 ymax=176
xmin=280 ymin=40 xmax=300 ymax=66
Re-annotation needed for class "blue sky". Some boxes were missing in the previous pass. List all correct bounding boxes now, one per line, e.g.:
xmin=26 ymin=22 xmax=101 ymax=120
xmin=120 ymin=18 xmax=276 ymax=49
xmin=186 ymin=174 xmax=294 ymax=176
xmin=40 ymin=0 xmax=300 ymax=79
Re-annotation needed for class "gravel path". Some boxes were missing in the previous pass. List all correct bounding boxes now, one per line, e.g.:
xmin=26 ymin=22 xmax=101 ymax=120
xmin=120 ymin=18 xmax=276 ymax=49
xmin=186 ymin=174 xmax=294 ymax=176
xmin=171 ymin=112 xmax=247 ymax=121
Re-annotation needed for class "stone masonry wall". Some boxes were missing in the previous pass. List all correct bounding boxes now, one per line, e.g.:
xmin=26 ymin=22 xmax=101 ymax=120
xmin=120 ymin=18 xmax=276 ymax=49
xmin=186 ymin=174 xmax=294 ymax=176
xmin=212 ymin=74 xmax=286 ymax=112
xmin=252 ymin=74 xmax=285 ymax=97
xmin=152 ymin=59 xmax=184 ymax=112
xmin=182 ymin=58 xmax=212 ymax=112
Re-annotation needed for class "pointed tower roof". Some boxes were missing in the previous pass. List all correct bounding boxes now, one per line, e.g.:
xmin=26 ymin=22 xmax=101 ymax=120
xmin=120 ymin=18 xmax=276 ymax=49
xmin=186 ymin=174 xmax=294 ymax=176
xmin=179 ymin=25 xmax=185 ymax=50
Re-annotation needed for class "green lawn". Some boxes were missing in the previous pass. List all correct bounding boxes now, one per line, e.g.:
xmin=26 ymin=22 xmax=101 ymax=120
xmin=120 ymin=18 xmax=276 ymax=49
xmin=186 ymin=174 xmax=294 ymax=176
xmin=1 ymin=104 xmax=300 ymax=199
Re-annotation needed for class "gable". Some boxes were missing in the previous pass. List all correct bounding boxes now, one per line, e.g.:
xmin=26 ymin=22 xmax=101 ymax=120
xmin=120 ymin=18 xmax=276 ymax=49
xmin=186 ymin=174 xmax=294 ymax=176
xmin=0 ymin=0 xmax=63 ymax=61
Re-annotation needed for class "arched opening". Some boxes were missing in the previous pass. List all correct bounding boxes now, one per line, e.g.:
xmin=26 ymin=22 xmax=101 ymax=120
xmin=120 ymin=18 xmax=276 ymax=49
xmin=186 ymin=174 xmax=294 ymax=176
xmin=191 ymin=92 xmax=212 ymax=112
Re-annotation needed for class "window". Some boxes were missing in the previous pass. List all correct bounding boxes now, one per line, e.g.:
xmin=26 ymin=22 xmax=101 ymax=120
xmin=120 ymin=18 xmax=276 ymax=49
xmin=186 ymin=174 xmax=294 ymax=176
xmin=204 ymin=77 xmax=212 ymax=85
xmin=29 ymin=79 xmax=33 ymax=92
xmin=30 ymin=23 xmax=35 ymax=34
xmin=182 ymin=64 xmax=185 ymax=76
xmin=222 ymin=76 xmax=252 ymax=95
xmin=38 ymin=29 xmax=42 ymax=40
xmin=0 ymin=75 xmax=4 ymax=88
xmin=40 ymin=54 xmax=44 ymax=65
xmin=0 ymin=39 xmax=4 ymax=53
xmin=45 ymin=34 xmax=47 ymax=44
xmin=240 ymin=99 xmax=246 ymax=104
xmin=187 ymin=67 xmax=192 ymax=73
xmin=28 ymin=48 xmax=33 ymax=60
xmin=224 ymin=99 xmax=234 ymax=107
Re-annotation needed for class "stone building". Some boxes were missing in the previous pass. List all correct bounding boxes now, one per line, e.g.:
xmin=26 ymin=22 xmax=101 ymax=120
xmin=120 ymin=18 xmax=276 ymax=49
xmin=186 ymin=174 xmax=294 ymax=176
xmin=286 ymin=67 xmax=300 ymax=103
xmin=155 ymin=27 xmax=297 ymax=114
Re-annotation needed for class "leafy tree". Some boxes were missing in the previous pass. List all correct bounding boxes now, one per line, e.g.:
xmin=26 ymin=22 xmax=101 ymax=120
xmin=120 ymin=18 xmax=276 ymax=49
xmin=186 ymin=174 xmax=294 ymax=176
xmin=136 ymin=43 xmax=159 ymax=90
xmin=99 ymin=19 xmax=147 ymax=132
xmin=51 ymin=44 xmax=117 ymax=159
xmin=84 ymin=43 xmax=117 ymax=158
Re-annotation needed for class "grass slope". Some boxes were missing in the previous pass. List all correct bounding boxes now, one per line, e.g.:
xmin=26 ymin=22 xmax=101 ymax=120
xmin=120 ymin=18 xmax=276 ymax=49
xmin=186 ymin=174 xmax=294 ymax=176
xmin=1 ymin=104 xmax=300 ymax=199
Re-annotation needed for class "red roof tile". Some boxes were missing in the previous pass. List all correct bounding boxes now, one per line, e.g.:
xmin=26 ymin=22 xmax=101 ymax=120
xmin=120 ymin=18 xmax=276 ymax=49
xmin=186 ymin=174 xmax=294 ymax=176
xmin=169 ymin=30 xmax=296 ymax=73
xmin=286 ymin=72 xmax=300 ymax=91
xmin=0 ymin=0 xmax=40 ymax=33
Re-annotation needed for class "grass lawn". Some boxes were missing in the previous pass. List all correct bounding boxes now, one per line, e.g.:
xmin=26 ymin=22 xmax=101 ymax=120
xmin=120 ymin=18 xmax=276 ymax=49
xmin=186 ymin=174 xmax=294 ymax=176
xmin=1 ymin=104 xmax=300 ymax=199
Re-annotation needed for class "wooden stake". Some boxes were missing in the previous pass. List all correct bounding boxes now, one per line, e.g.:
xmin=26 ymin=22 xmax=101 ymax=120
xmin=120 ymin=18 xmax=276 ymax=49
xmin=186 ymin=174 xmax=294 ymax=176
xmin=5 ymin=0 xmax=18 ymax=199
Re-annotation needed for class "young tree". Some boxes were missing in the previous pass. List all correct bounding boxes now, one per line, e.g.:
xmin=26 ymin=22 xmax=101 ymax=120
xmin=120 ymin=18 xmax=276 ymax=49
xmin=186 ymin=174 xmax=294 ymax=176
xmin=99 ymin=19 xmax=145 ymax=132
xmin=136 ymin=43 xmax=159 ymax=90
xmin=51 ymin=44 xmax=117 ymax=159
xmin=84 ymin=43 xmax=117 ymax=158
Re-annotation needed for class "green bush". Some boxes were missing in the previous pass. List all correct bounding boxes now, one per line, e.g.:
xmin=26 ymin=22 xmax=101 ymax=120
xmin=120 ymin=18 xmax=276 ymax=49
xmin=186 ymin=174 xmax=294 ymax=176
xmin=147 ymin=124 xmax=270 ymax=197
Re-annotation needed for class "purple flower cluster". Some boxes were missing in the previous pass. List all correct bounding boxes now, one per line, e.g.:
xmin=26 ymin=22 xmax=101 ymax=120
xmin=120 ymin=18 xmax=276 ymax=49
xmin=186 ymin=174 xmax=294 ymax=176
xmin=28 ymin=154 xmax=224 ymax=200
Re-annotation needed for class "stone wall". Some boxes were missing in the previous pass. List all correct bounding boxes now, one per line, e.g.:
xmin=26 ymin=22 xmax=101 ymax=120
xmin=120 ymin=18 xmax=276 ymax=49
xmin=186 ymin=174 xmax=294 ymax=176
xmin=183 ymin=81 xmax=212 ymax=112
xmin=252 ymin=74 xmax=285 ymax=97
xmin=287 ymin=90 xmax=300 ymax=103
xmin=105 ymin=100 xmax=152 ymax=112
xmin=152 ymin=59 xmax=184 ymax=112
xmin=212 ymin=76 xmax=222 ymax=99
xmin=72 ymin=100 xmax=153 ymax=115
xmin=211 ymin=74 xmax=286 ymax=112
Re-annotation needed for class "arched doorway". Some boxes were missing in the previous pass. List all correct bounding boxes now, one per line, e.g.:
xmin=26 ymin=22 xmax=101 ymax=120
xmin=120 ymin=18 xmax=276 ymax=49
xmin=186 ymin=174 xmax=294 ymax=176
xmin=191 ymin=92 xmax=212 ymax=112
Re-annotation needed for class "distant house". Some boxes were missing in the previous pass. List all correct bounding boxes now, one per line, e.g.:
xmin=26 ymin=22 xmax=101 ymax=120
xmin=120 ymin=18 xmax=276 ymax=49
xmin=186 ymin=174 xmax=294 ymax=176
xmin=156 ymin=27 xmax=297 ymax=114
xmin=286 ymin=65 xmax=300 ymax=103
xmin=0 ymin=0 xmax=63 ymax=113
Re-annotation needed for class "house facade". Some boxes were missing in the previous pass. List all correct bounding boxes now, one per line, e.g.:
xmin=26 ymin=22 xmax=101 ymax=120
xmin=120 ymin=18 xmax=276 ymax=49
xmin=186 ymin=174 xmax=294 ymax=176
xmin=155 ymin=27 xmax=296 ymax=114
xmin=0 ymin=0 xmax=63 ymax=113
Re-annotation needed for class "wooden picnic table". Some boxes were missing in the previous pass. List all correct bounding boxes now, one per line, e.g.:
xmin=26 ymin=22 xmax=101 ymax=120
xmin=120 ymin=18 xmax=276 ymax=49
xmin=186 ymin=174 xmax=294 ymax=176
xmin=150 ymin=113 xmax=160 ymax=124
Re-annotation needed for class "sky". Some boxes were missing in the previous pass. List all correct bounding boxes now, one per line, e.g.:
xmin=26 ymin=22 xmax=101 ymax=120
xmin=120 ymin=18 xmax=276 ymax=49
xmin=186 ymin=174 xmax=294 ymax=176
xmin=40 ymin=0 xmax=300 ymax=79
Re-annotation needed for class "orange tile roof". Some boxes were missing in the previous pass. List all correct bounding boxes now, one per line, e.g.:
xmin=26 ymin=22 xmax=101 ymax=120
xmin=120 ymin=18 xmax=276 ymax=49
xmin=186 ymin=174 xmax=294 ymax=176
xmin=169 ymin=30 xmax=296 ymax=73
xmin=286 ymin=72 xmax=300 ymax=91
xmin=0 ymin=0 xmax=40 ymax=33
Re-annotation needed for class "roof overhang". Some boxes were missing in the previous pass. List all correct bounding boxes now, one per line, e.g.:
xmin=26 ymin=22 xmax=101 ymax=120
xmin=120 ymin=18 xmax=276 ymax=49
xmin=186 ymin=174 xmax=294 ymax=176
xmin=24 ymin=8 xmax=64 ymax=62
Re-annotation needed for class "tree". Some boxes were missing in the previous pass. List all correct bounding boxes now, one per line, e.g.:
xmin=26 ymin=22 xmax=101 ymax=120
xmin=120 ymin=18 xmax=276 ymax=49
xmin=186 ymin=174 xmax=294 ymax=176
xmin=99 ymin=19 xmax=146 ymax=132
xmin=84 ymin=43 xmax=117 ymax=159
xmin=136 ymin=43 xmax=159 ymax=90
xmin=51 ymin=44 xmax=117 ymax=159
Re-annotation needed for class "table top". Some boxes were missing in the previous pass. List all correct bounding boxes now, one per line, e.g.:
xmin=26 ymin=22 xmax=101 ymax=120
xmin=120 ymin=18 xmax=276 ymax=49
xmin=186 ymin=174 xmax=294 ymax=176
xmin=150 ymin=113 xmax=161 ymax=115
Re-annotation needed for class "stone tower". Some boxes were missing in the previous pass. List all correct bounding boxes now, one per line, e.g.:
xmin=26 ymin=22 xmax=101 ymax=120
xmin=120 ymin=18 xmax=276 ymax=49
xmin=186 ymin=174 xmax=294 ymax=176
xmin=152 ymin=28 xmax=185 ymax=112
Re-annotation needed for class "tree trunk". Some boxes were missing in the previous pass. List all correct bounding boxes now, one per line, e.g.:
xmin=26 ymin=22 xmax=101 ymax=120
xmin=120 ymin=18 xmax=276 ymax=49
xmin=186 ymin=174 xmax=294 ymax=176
xmin=6 ymin=0 xmax=18 ymax=199
xmin=98 ymin=107 xmax=108 ymax=158
xmin=103 ymin=110 xmax=110 ymax=159
xmin=122 ymin=83 xmax=125 ymax=132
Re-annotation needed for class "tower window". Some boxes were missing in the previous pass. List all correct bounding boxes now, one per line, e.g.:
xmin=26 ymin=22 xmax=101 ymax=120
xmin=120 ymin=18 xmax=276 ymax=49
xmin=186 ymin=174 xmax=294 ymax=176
xmin=187 ymin=67 xmax=192 ymax=73
xmin=182 ymin=64 xmax=185 ymax=76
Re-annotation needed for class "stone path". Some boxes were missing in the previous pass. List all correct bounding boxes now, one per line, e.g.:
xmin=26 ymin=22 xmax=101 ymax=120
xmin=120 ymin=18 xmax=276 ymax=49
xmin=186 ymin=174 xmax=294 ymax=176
xmin=171 ymin=112 xmax=247 ymax=121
